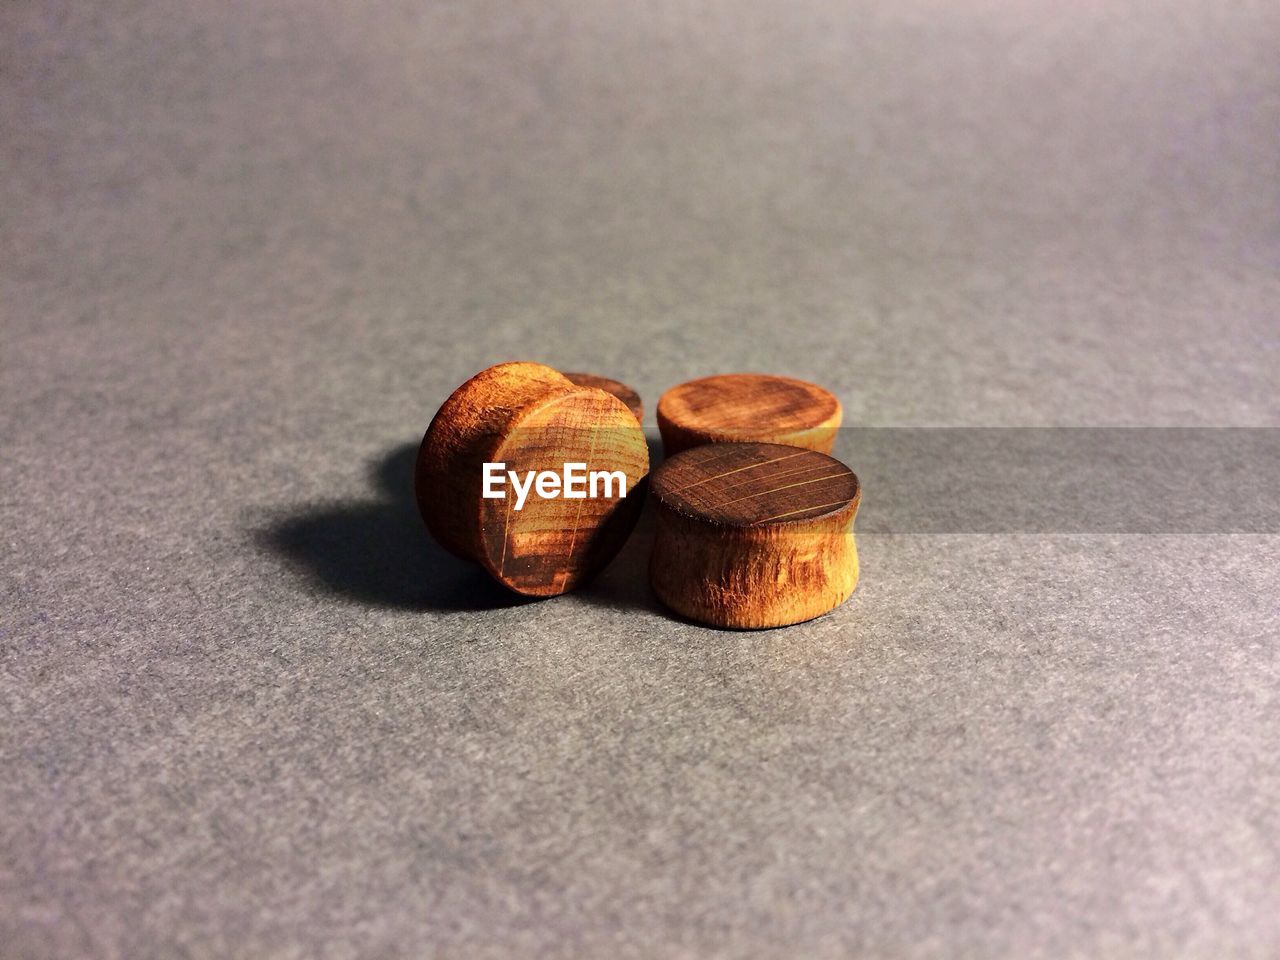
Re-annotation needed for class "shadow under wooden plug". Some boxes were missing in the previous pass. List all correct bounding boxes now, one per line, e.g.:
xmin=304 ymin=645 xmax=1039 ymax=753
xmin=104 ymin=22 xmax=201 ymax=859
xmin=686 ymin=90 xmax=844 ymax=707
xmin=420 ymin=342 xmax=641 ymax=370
xmin=257 ymin=442 xmax=532 ymax=612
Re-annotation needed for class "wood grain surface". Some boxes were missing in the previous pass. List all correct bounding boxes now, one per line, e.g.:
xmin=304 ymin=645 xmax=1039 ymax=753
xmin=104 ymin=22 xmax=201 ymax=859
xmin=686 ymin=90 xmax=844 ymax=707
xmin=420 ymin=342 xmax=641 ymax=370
xmin=649 ymin=442 xmax=860 ymax=628
xmin=656 ymin=373 xmax=842 ymax=456
xmin=416 ymin=362 xmax=649 ymax=596
xmin=562 ymin=372 xmax=644 ymax=424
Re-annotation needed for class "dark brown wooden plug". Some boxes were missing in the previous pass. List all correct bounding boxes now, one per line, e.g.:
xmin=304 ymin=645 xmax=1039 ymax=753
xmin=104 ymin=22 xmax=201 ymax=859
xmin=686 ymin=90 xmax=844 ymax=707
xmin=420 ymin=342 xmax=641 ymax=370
xmin=657 ymin=373 xmax=842 ymax=456
xmin=416 ymin=362 xmax=648 ymax=597
xmin=649 ymin=442 xmax=860 ymax=628
xmin=562 ymin=372 xmax=643 ymax=423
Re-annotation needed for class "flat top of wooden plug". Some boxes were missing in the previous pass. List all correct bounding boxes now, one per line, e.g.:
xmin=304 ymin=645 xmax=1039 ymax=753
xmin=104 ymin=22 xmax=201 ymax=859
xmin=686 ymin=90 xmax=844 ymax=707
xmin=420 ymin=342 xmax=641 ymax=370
xmin=561 ymin=372 xmax=643 ymax=423
xmin=652 ymin=441 xmax=859 ymax=527
xmin=657 ymin=373 xmax=840 ymax=438
xmin=477 ymin=388 xmax=649 ymax=595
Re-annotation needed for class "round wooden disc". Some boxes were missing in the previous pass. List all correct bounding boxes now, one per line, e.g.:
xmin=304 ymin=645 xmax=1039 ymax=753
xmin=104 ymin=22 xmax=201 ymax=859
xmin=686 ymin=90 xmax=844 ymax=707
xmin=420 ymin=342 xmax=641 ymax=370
xmin=653 ymin=442 xmax=859 ymax=526
xmin=416 ymin=361 xmax=649 ymax=597
xmin=656 ymin=373 xmax=841 ymax=456
xmin=561 ymin=372 xmax=643 ymax=423
xmin=478 ymin=390 xmax=648 ymax=596
xmin=649 ymin=442 xmax=860 ymax=628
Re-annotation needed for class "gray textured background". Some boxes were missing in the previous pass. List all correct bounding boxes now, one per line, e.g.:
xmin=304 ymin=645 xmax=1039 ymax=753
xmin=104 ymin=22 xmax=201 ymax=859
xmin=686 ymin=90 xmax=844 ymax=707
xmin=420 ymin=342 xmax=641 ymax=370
xmin=3 ymin=1 xmax=1279 ymax=957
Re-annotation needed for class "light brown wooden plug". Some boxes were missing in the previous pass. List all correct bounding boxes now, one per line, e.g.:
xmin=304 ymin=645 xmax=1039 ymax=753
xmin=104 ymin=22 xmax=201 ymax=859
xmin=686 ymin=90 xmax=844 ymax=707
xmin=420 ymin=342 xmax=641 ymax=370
xmin=657 ymin=373 xmax=841 ymax=456
xmin=415 ymin=362 xmax=648 ymax=597
xmin=649 ymin=442 xmax=860 ymax=628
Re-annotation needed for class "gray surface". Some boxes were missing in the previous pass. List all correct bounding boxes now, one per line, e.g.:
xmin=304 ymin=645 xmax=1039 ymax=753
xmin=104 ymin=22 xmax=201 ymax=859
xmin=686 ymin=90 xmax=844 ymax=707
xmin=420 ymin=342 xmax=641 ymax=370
xmin=3 ymin=1 xmax=1279 ymax=957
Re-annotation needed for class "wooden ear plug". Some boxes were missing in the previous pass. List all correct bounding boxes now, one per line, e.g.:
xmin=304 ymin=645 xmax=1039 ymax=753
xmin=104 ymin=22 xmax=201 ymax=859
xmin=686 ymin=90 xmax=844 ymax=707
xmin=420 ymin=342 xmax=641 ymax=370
xmin=415 ymin=362 xmax=648 ymax=596
xmin=657 ymin=373 xmax=841 ymax=456
xmin=649 ymin=442 xmax=860 ymax=628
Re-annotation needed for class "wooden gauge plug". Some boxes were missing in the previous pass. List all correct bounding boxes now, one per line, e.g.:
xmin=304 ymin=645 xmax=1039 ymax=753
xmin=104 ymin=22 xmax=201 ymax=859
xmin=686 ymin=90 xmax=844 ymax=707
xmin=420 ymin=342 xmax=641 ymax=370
xmin=415 ymin=362 xmax=648 ymax=597
xmin=657 ymin=373 xmax=841 ymax=456
xmin=649 ymin=442 xmax=860 ymax=628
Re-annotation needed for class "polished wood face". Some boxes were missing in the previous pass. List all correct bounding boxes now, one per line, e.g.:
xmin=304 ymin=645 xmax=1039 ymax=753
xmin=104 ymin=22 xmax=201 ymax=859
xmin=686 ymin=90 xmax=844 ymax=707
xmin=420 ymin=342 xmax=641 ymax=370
xmin=561 ymin=372 xmax=643 ymax=424
xmin=652 ymin=442 xmax=859 ymax=526
xmin=477 ymin=390 xmax=648 ymax=596
xmin=656 ymin=373 xmax=842 ymax=456
xmin=416 ymin=362 xmax=649 ymax=597
xmin=649 ymin=442 xmax=860 ymax=628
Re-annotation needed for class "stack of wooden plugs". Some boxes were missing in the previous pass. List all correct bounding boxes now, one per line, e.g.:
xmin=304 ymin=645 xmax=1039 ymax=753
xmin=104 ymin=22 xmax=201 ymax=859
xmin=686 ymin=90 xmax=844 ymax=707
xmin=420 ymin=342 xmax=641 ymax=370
xmin=416 ymin=365 xmax=859 ymax=627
